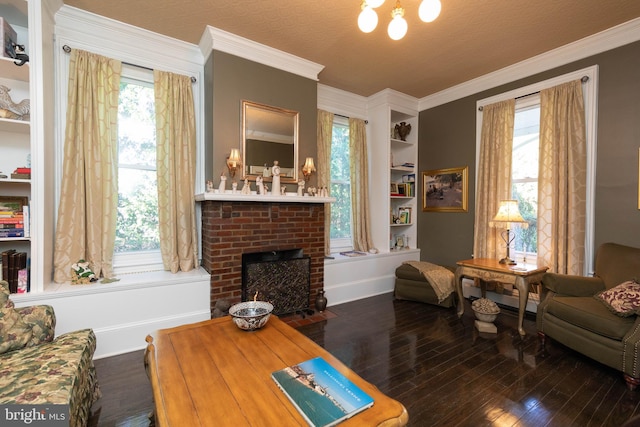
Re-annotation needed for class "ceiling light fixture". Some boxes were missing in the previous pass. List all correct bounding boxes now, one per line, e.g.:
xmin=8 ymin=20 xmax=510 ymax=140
xmin=358 ymin=0 xmax=441 ymax=40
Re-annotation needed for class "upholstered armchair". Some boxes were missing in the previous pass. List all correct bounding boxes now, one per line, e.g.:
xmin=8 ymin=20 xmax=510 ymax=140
xmin=537 ymin=243 xmax=640 ymax=390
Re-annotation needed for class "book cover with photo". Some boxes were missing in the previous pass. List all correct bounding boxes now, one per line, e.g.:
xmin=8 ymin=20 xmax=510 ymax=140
xmin=272 ymin=357 xmax=374 ymax=427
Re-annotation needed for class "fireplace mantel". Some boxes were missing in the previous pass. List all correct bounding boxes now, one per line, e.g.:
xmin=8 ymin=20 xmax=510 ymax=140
xmin=195 ymin=193 xmax=335 ymax=203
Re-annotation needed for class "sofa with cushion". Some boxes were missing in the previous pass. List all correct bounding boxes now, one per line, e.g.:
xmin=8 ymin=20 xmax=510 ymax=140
xmin=537 ymin=243 xmax=640 ymax=390
xmin=0 ymin=280 xmax=100 ymax=426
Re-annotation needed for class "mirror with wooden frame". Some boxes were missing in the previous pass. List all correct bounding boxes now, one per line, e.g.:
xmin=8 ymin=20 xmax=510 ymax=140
xmin=242 ymin=100 xmax=299 ymax=183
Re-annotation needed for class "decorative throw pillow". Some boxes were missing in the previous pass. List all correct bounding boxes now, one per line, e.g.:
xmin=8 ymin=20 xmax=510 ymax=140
xmin=595 ymin=280 xmax=640 ymax=317
xmin=0 ymin=307 xmax=33 ymax=354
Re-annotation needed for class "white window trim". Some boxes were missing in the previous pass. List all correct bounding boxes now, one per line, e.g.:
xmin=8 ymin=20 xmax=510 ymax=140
xmin=475 ymin=65 xmax=599 ymax=275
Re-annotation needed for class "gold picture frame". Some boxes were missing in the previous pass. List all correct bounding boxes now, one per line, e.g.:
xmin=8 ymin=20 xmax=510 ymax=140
xmin=422 ymin=166 xmax=468 ymax=212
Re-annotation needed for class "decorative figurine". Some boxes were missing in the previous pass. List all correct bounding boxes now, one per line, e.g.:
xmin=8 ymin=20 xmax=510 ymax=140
xmin=218 ymin=173 xmax=227 ymax=193
xmin=232 ymin=181 xmax=238 ymax=194
xmin=297 ymin=179 xmax=305 ymax=196
xmin=271 ymin=160 xmax=281 ymax=196
xmin=206 ymin=180 xmax=214 ymax=192
xmin=256 ymin=176 xmax=264 ymax=195
xmin=0 ymin=85 xmax=29 ymax=120
xmin=241 ymin=178 xmax=251 ymax=194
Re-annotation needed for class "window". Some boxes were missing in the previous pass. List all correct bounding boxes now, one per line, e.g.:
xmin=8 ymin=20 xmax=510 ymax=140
xmin=511 ymin=97 xmax=540 ymax=263
xmin=476 ymin=66 xmax=598 ymax=274
xmin=114 ymin=67 xmax=163 ymax=272
xmin=330 ymin=118 xmax=353 ymax=252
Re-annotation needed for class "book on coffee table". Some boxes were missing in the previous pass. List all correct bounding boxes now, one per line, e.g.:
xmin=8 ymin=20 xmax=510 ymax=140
xmin=272 ymin=357 xmax=374 ymax=427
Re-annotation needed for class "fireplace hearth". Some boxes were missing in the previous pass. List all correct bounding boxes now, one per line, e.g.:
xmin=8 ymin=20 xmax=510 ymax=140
xmin=242 ymin=249 xmax=310 ymax=316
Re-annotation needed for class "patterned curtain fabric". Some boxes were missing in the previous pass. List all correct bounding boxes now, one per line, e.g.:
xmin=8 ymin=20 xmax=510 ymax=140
xmin=473 ymin=100 xmax=515 ymax=260
xmin=154 ymin=70 xmax=199 ymax=273
xmin=317 ymin=110 xmax=333 ymax=256
xmin=538 ymin=79 xmax=586 ymax=274
xmin=53 ymin=49 xmax=122 ymax=283
xmin=349 ymin=118 xmax=374 ymax=252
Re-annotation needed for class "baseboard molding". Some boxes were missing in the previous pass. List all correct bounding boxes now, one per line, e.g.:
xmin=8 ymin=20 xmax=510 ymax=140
xmin=462 ymin=279 xmax=539 ymax=313
xmin=324 ymin=250 xmax=420 ymax=307
xmin=93 ymin=310 xmax=211 ymax=359
xmin=326 ymin=274 xmax=396 ymax=307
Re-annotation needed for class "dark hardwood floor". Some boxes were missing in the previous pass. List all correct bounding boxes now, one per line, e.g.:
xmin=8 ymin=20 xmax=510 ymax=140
xmin=88 ymin=293 xmax=640 ymax=426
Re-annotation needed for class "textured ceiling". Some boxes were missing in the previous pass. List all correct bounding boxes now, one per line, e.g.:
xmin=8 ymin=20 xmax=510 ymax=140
xmin=63 ymin=0 xmax=640 ymax=98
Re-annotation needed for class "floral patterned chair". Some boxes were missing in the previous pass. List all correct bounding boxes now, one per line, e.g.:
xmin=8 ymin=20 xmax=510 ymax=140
xmin=0 ymin=280 xmax=100 ymax=426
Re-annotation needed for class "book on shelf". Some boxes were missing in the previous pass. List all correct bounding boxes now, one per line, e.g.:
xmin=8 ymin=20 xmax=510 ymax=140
xmin=272 ymin=356 xmax=374 ymax=427
xmin=1 ymin=250 xmax=28 ymax=293
xmin=0 ymin=198 xmax=28 ymax=238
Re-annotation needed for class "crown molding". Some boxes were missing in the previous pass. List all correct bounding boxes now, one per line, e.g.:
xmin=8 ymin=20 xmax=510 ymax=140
xmin=200 ymin=25 xmax=324 ymax=81
xmin=317 ymin=84 xmax=368 ymax=119
xmin=419 ymin=17 xmax=640 ymax=111
xmin=55 ymin=5 xmax=203 ymax=72
xmin=367 ymin=88 xmax=418 ymax=115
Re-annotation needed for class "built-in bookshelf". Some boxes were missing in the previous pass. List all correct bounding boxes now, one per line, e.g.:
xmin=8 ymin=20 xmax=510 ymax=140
xmin=368 ymin=90 xmax=418 ymax=253
xmin=0 ymin=0 xmax=58 ymax=293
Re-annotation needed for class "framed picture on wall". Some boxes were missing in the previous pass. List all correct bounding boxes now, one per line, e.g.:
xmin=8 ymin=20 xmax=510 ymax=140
xmin=422 ymin=166 xmax=468 ymax=212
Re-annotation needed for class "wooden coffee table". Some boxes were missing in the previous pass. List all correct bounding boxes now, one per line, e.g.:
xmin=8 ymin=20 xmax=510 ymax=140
xmin=455 ymin=258 xmax=548 ymax=337
xmin=145 ymin=316 xmax=408 ymax=426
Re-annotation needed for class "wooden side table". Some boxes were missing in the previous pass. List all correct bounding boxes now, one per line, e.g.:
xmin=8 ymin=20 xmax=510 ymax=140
xmin=454 ymin=259 xmax=548 ymax=336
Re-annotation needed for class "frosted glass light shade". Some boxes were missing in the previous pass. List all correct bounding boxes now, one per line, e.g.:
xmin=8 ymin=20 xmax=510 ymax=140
xmin=368 ymin=0 xmax=385 ymax=7
xmin=358 ymin=6 xmax=378 ymax=33
xmin=418 ymin=0 xmax=441 ymax=22
xmin=388 ymin=14 xmax=407 ymax=40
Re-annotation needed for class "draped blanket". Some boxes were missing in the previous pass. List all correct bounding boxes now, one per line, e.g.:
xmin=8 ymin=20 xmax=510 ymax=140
xmin=402 ymin=261 xmax=455 ymax=303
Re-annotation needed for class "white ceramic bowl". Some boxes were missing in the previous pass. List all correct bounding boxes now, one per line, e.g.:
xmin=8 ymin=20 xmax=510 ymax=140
xmin=229 ymin=301 xmax=273 ymax=331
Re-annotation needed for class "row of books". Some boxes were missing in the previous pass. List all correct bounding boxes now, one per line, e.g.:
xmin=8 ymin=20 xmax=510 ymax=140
xmin=0 ymin=204 xmax=30 ymax=238
xmin=1 ymin=249 xmax=29 ymax=293
xmin=10 ymin=167 xmax=31 ymax=180
xmin=390 ymin=182 xmax=415 ymax=197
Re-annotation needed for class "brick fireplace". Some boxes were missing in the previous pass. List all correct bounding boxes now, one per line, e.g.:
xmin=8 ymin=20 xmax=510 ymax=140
xmin=200 ymin=200 xmax=325 ymax=316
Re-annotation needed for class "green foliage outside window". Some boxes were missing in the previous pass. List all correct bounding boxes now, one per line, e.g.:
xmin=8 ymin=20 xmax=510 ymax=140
xmin=115 ymin=81 xmax=160 ymax=253
xmin=330 ymin=123 xmax=352 ymax=240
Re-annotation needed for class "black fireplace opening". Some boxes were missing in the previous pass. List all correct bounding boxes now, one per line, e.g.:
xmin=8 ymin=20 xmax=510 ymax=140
xmin=241 ymin=249 xmax=311 ymax=316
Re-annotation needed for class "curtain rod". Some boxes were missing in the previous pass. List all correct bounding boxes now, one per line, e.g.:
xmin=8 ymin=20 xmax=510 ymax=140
xmin=334 ymin=113 xmax=368 ymax=124
xmin=62 ymin=45 xmax=197 ymax=83
xmin=477 ymin=75 xmax=589 ymax=111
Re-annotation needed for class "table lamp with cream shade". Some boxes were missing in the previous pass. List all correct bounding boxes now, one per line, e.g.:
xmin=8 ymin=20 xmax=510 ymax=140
xmin=491 ymin=200 xmax=528 ymax=265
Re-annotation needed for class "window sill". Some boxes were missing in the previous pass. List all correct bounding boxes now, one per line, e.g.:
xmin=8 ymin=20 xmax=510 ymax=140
xmin=324 ymin=248 xmax=420 ymax=265
xmin=14 ymin=268 xmax=210 ymax=303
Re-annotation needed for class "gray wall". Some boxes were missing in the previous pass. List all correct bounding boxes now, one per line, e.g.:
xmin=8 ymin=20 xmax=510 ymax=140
xmin=205 ymin=51 xmax=318 ymax=188
xmin=418 ymin=41 xmax=640 ymax=268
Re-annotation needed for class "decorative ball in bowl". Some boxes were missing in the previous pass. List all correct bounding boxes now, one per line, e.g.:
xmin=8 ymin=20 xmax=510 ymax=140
xmin=229 ymin=301 xmax=273 ymax=331
xmin=471 ymin=298 xmax=500 ymax=323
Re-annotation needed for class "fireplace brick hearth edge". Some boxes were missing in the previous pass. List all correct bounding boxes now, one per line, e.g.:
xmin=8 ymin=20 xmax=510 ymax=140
xmin=200 ymin=200 xmax=325 ymax=317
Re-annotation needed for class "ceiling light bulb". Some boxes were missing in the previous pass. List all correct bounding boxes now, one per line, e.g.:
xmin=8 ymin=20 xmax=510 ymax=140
xmin=418 ymin=0 xmax=441 ymax=23
xmin=367 ymin=0 xmax=385 ymax=7
xmin=358 ymin=4 xmax=379 ymax=33
xmin=388 ymin=5 xmax=407 ymax=40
